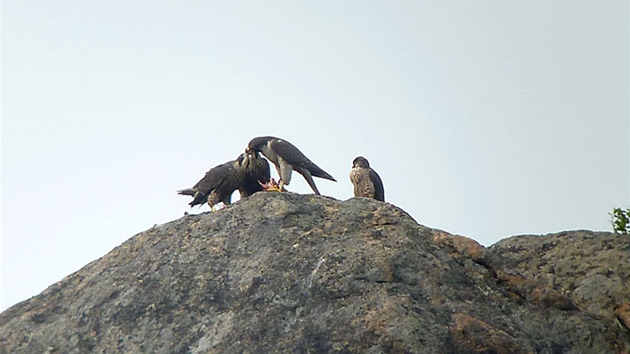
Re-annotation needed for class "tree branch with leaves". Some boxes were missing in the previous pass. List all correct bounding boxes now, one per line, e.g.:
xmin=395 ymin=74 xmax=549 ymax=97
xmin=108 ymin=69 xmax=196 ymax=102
xmin=610 ymin=207 xmax=630 ymax=234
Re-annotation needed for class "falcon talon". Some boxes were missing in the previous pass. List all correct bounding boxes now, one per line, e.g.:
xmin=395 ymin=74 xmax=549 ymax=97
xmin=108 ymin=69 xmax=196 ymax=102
xmin=212 ymin=204 xmax=227 ymax=212
xmin=259 ymin=178 xmax=285 ymax=192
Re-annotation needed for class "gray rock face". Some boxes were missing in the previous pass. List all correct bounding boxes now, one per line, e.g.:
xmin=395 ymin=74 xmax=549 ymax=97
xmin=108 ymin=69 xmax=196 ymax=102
xmin=1 ymin=193 xmax=629 ymax=353
xmin=489 ymin=231 xmax=630 ymax=338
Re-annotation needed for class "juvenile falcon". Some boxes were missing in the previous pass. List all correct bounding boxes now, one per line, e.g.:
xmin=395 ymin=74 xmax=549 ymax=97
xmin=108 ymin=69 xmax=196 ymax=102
xmin=178 ymin=150 xmax=269 ymax=209
xmin=246 ymin=136 xmax=336 ymax=195
xmin=238 ymin=150 xmax=271 ymax=197
xmin=349 ymin=156 xmax=385 ymax=202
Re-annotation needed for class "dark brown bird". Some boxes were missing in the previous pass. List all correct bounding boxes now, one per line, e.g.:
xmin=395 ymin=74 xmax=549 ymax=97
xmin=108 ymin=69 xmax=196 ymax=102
xmin=350 ymin=156 xmax=385 ymax=202
xmin=246 ymin=136 xmax=336 ymax=195
xmin=238 ymin=150 xmax=271 ymax=197
xmin=178 ymin=150 xmax=270 ymax=210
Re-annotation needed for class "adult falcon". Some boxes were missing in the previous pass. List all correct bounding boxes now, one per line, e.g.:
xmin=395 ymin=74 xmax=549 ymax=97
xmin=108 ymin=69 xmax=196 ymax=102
xmin=349 ymin=156 xmax=385 ymax=202
xmin=246 ymin=136 xmax=336 ymax=195
xmin=178 ymin=150 xmax=270 ymax=209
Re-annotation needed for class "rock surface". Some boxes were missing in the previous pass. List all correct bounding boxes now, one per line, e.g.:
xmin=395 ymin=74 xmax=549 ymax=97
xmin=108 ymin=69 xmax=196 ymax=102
xmin=1 ymin=192 xmax=629 ymax=353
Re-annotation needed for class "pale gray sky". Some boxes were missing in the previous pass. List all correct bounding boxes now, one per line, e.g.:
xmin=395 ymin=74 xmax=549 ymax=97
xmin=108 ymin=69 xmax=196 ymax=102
xmin=2 ymin=1 xmax=628 ymax=311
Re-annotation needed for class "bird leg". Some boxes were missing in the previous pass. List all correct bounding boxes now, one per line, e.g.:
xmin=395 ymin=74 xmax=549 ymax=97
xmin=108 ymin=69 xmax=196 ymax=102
xmin=209 ymin=203 xmax=228 ymax=212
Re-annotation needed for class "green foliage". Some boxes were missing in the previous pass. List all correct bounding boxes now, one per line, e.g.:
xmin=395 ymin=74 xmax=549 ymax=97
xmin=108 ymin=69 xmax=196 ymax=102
xmin=610 ymin=207 xmax=630 ymax=234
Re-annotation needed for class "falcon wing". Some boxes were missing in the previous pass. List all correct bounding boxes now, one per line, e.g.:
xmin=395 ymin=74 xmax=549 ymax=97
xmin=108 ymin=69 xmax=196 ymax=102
xmin=270 ymin=139 xmax=336 ymax=181
xmin=369 ymin=169 xmax=385 ymax=202
xmin=179 ymin=159 xmax=240 ymax=207
xmin=193 ymin=160 xmax=236 ymax=194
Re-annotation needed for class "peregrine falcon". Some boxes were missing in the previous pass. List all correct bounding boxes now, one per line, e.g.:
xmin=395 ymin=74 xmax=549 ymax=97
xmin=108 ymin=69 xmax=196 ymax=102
xmin=246 ymin=136 xmax=336 ymax=195
xmin=178 ymin=150 xmax=270 ymax=209
xmin=349 ymin=156 xmax=385 ymax=202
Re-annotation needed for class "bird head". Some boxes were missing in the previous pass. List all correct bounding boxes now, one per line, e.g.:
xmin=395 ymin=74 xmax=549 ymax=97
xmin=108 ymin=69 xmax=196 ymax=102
xmin=240 ymin=149 xmax=264 ymax=169
xmin=236 ymin=153 xmax=249 ymax=169
xmin=352 ymin=156 xmax=370 ymax=168
xmin=247 ymin=136 xmax=275 ymax=152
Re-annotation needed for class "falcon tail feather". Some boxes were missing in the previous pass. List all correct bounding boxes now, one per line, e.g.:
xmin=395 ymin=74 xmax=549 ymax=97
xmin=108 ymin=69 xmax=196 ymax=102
xmin=177 ymin=188 xmax=196 ymax=196
xmin=311 ymin=169 xmax=336 ymax=181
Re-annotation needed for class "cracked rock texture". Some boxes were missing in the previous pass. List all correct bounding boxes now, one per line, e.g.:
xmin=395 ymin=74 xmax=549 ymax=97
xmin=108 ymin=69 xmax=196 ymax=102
xmin=1 ymin=192 xmax=629 ymax=353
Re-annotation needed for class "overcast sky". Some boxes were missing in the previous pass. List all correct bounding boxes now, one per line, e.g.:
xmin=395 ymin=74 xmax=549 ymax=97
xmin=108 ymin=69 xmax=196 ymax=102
xmin=2 ymin=1 xmax=628 ymax=311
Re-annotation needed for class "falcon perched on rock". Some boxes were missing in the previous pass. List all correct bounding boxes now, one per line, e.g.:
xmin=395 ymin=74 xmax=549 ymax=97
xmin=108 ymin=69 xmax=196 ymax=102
xmin=349 ymin=156 xmax=385 ymax=202
xmin=238 ymin=150 xmax=271 ymax=197
xmin=178 ymin=150 xmax=270 ymax=209
xmin=246 ymin=136 xmax=336 ymax=195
